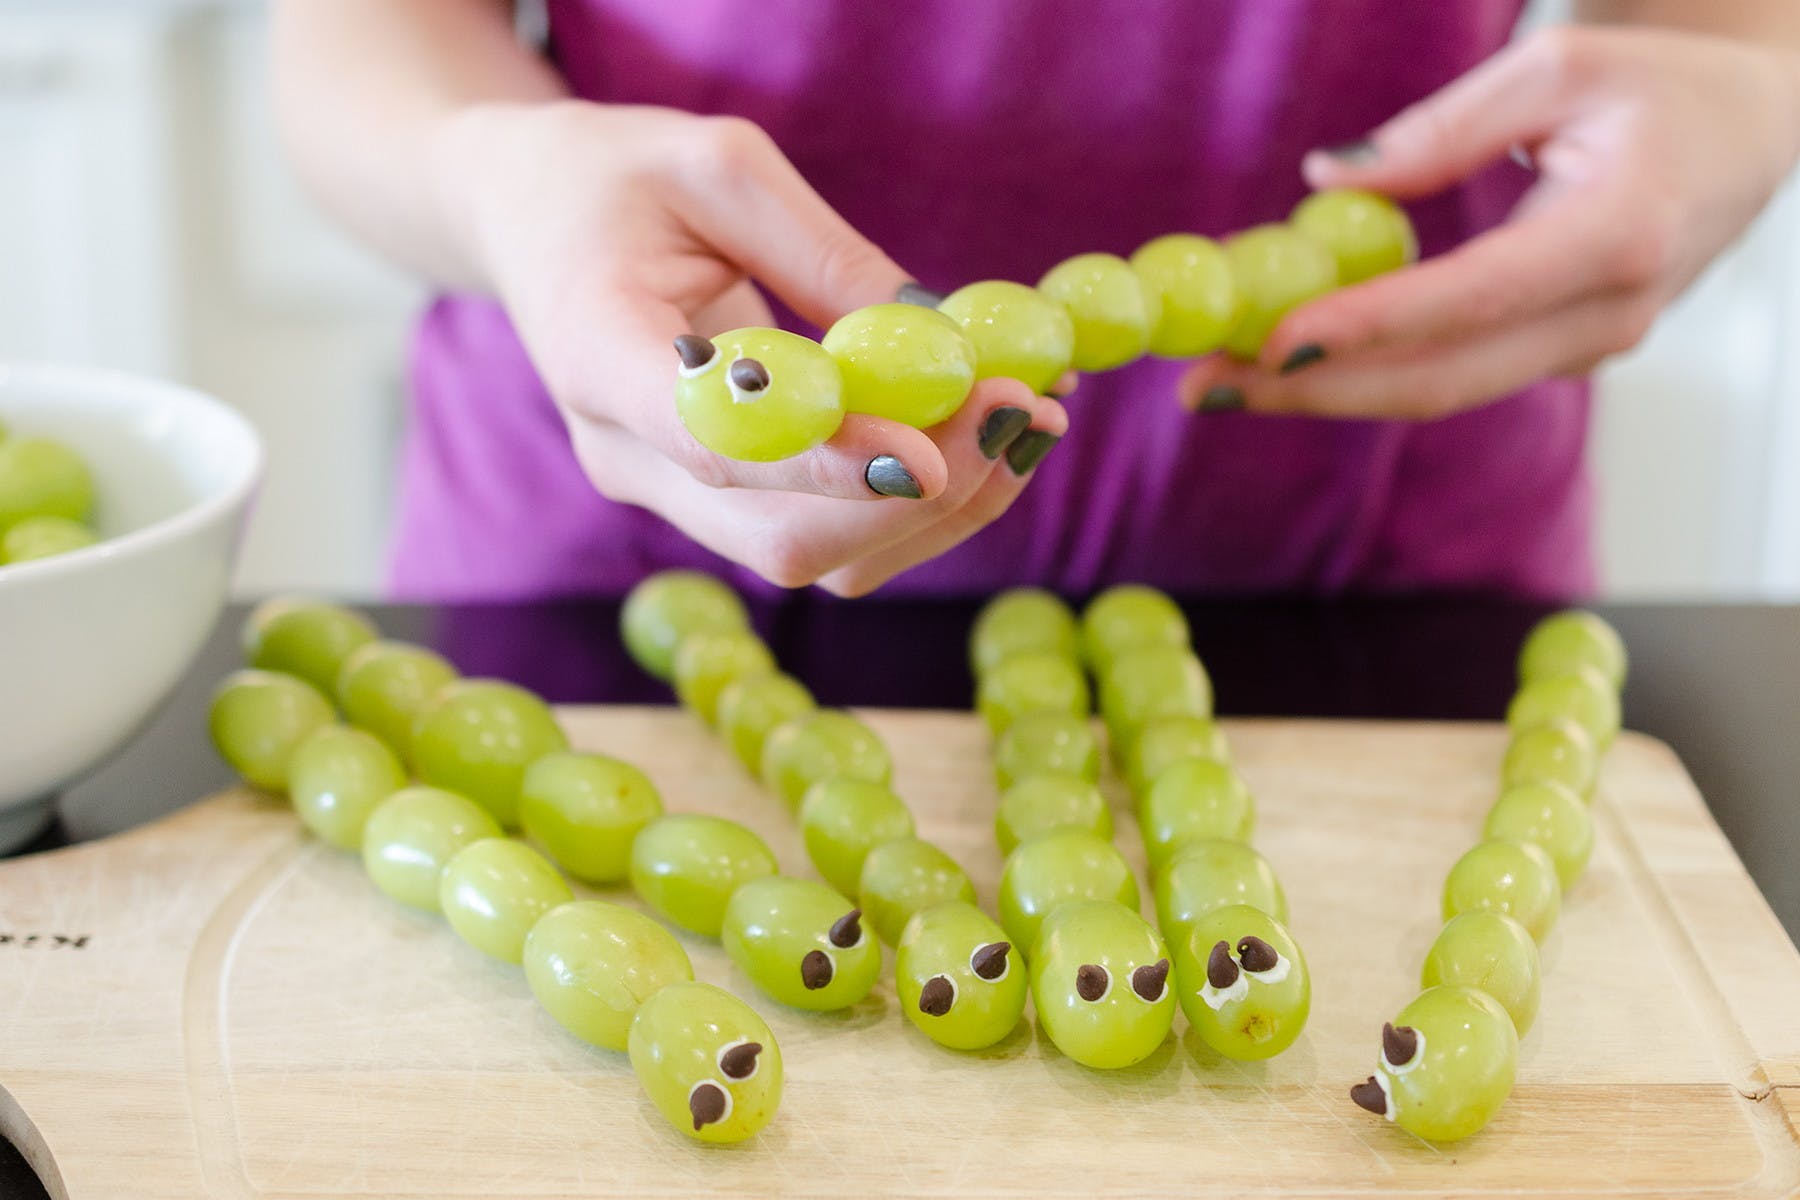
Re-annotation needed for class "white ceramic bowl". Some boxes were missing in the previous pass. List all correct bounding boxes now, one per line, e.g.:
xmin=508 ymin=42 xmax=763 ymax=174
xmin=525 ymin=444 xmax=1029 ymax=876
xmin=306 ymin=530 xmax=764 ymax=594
xmin=0 ymin=365 xmax=261 ymax=851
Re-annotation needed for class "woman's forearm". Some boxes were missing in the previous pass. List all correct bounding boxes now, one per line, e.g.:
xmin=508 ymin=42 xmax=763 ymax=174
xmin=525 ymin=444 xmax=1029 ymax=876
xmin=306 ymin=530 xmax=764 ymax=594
xmin=269 ymin=0 xmax=567 ymax=291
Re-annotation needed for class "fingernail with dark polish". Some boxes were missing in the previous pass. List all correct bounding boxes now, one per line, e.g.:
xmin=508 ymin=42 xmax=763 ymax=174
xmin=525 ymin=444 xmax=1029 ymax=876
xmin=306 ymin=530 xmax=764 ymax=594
xmin=1280 ymin=343 xmax=1326 ymax=374
xmin=1318 ymin=138 xmax=1377 ymax=165
xmin=1198 ymin=385 xmax=1246 ymax=413
xmin=865 ymin=454 xmax=923 ymax=499
xmin=896 ymin=281 xmax=945 ymax=308
xmin=1005 ymin=430 xmax=1059 ymax=476
xmin=978 ymin=406 xmax=1032 ymax=459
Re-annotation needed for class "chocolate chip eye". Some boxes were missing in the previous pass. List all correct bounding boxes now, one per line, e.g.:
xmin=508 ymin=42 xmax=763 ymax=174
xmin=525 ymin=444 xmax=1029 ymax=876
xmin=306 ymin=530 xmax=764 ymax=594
xmin=1075 ymin=963 xmax=1109 ymax=1001
xmin=673 ymin=333 xmax=718 ymax=372
xmin=828 ymin=909 xmax=864 ymax=949
xmin=1206 ymin=939 xmax=1240 ymax=989
xmin=970 ymin=941 xmax=1010 ymax=981
xmin=717 ymin=1040 xmax=761 ymax=1081
xmin=1237 ymin=935 xmax=1279 ymax=973
xmin=1130 ymin=958 xmax=1170 ymax=1002
xmin=1350 ymin=1076 xmax=1388 ymax=1116
xmin=729 ymin=357 xmax=771 ymax=393
xmin=918 ymin=974 xmax=956 ymax=1016
xmin=800 ymin=949 xmax=835 ymax=990
xmin=688 ymin=1080 xmax=732 ymax=1130
xmin=1382 ymin=1022 xmax=1420 ymax=1069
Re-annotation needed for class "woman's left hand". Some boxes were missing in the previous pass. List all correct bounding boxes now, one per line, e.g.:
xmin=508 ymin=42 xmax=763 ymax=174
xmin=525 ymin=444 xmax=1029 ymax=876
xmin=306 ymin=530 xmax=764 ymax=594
xmin=1177 ymin=24 xmax=1800 ymax=420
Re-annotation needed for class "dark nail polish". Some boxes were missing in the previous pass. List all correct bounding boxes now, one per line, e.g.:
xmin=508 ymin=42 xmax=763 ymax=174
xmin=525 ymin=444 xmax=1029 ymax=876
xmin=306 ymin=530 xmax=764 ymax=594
xmin=1318 ymin=138 xmax=1377 ymax=165
xmin=1198 ymin=385 xmax=1246 ymax=413
xmin=865 ymin=454 xmax=922 ymax=499
xmin=896 ymin=281 xmax=945 ymax=308
xmin=977 ymin=406 xmax=1032 ymax=459
xmin=1004 ymin=430 xmax=1059 ymax=476
xmin=1280 ymin=343 xmax=1326 ymax=374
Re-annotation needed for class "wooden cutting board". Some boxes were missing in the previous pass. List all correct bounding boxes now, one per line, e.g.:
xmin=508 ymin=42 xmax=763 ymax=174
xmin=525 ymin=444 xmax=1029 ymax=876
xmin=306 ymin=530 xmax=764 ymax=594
xmin=2 ymin=709 xmax=1798 ymax=1199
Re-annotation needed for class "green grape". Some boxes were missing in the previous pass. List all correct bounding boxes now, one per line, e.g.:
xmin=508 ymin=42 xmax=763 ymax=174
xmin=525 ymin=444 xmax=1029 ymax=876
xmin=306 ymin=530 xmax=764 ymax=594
xmin=1350 ymin=986 xmax=1517 ymax=1143
xmin=620 ymin=570 xmax=751 ymax=682
xmin=361 ymin=785 xmax=502 ymax=912
xmin=797 ymin=777 xmax=915 ymax=897
xmin=1442 ymin=839 xmax=1561 ymax=942
xmin=208 ymin=669 xmax=336 ymax=791
xmin=1289 ymin=189 xmax=1418 ymax=285
xmin=628 ymin=981 xmax=782 ymax=1144
xmin=936 ymin=280 xmax=1076 ymax=395
xmin=721 ymin=877 xmax=880 ymax=1011
xmin=857 ymin=837 xmax=977 ymax=946
xmin=1519 ymin=609 xmax=1627 ymax=690
xmin=1154 ymin=839 xmax=1288 ymax=948
xmin=968 ymin=587 xmax=1081 ymax=676
xmin=629 ymin=813 xmax=778 ymax=937
xmin=1080 ymin=584 xmax=1189 ymax=671
xmin=439 ymin=838 xmax=573 ymax=963
xmin=1500 ymin=718 xmax=1598 ymax=799
xmin=1036 ymin=253 xmax=1162 ymax=372
xmin=760 ymin=709 xmax=892 ymax=809
xmin=1174 ymin=904 xmax=1310 ymax=1060
xmin=1483 ymin=780 xmax=1593 ymax=888
xmin=993 ymin=711 xmax=1101 ymax=789
xmin=1129 ymin=233 xmax=1240 ymax=358
xmin=896 ymin=901 xmax=1026 ymax=1050
xmin=1220 ymin=224 xmax=1339 ymax=361
xmin=822 ymin=303 xmax=977 ymax=429
xmin=335 ymin=640 xmax=457 ymax=764
xmin=411 ymin=678 xmax=569 ymax=828
xmin=0 ymin=436 xmax=93 ymax=530
xmin=523 ymin=900 xmax=694 ymax=1051
xmin=1 ymin=515 xmax=96 ymax=564
xmin=519 ymin=752 xmax=664 ymax=884
xmin=1421 ymin=912 xmax=1540 ymax=1035
xmin=717 ymin=672 xmax=815 ymax=775
xmin=242 ymin=599 xmax=378 ymax=698
xmin=994 ymin=773 xmax=1112 ymax=856
xmin=997 ymin=830 xmax=1138 ymax=954
xmin=975 ymin=651 xmax=1090 ymax=736
xmin=1138 ymin=758 xmax=1253 ymax=869
xmin=1098 ymin=647 xmax=1212 ymax=748
xmin=672 ymin=629 xmax=775 ymax=728
xmin=1029 ymin=900 xmax=1174 ymax=1069
xmin=287 ymin=725 xmax=406 ymax=851
xmin=674 ymin=327 xmax=845 ymax=462
xmin=1124 ymin=715 xmax=1231 ymax=794
xmin=1506 ymin=665 xmax=1620 ymax=749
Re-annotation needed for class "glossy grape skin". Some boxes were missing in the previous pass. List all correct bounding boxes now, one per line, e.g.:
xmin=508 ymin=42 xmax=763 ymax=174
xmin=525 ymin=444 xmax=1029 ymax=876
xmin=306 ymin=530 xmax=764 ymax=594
xmin=629 ymin=814 xmax=778 ymax=937
xmin=673 ymin=629 xmax=776 ymax=728
xmin=1175 ymin=905 xmax=1310 ymax=1061
xmin=997 ymin=830 xmax=1138 ymax=954
xmin=242 ymin=600 xmax=378 ymax=699
xmin=0 ymin=436 xmax=93 ymax=530
xmin=858 ymin=837 xmax=977 ymax=946
xmin=1442 ymin=839 xmax=1562 ymax=942
xmin=968 ymin=587 xmax=1082 ymax=676
xmin=287 ymin=725 xmax=407 ymax=851
xmin=1289 ymin=189 xmax=1418 ymax=285
xmin=717 ymin=672 xmax=815 ymax=775
xmin=1124 ymin=715 xmax=1231 ymax=794
xmin=1 ymin=515 xmax=96 ymax=564
xmin=1030 ymin=900 xmax=1175 ymax=1069
xmin=1037 ymin=253 xmax=1163 ymax=371
xmin=1501 ymin=718 xmax=1598 ymax=799
xmin=208 ymin=669 xmax=336 ymax=791
xmin=1483 ymin=780 xmax=1593 ymax=888
xmin=1154 ymin=839 xmax=1288 ymax=947
xmin=1099 ymin=648 xmax=1213 ymax=748
xmin=975 ymin=651 xmax=1090 ymax=736
xmin=797 ymin=777 xmax=915 ymax=897
xmin=1421 ymin=912 xmax=1541 ymax=1035
xmin=620 ymin=570 xmax=750 ymax=682
xmin=519 ymin=752 xmax=664 ymax=884
xmin=1367 ymin=986 xmax=1518 ymax=1143
xmin=439 ymin=838 xmax=574 ymax=963
xmin=674 ymin=326 xmax=845 ymax=462
xmin=936 ymin=280 xmax=1076 ymax=395
xmin=760 ymin=710 xmax=892 ymax=809
xmin=1506 ymin=666 xmax=1621 ymax=749
xmin=995 ymin=773 xmax=1113 ymax=855
xmin=628 ymin=981 xmax=783 ymax=1144
xmin=1129 ymin=234 xmax=1240 ymax=358
xmin=334 ymin=640 xmax=457 ymax=764
xmin=1080 ymin=585 xmax=1189 ymax=671
xmin=896 ymin=901 xmax=1027 ymax=1050
xmin=1220 ymin=224 xmax=1339 ymax=361
xmin=361 ymin=785 xmax=502 ymax=912
xmin=822 ymin=303 xmax=977 ymax=428
xmin=1138 ymin=758 xmax=1254 ymax=869
xmin=721 ymin=877 xmax=880 ymax=1011
xmin=523 ymin=900 xmax=694 ymax=1051
xmin=1519 ymin=609 xmax=1627 ymax=690
xmin=993 ymin=712 xmax=1101 ymax=790
xmin=411 ymin=679 xmax=569 ymax=828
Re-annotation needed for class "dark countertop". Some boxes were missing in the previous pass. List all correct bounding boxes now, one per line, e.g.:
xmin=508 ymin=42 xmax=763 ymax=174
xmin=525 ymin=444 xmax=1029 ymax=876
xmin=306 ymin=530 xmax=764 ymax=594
xmin=3 ymin=596 xmax=1797 ymax=1197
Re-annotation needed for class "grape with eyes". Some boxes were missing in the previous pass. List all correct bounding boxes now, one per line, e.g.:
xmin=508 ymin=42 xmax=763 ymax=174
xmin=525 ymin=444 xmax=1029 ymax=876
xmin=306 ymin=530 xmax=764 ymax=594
xmin=1483 ymin=780 xmax=1593 ymax=888
xmin=1173 ymin=904 xmax=1310 ymax=1060
xmin=620 ymin=569 xmax=750 ymax=682
xmin=823 ymin=303 xmax=977 ymax=428
xmin=761 ymin=709 xmax=892 ymax=809
xmin=968 ymin=587 xmax=1081 ymax=675
xmin=673 ymin=628 xmax=776 ymax=728
xmin=335 ymin=640 xmax=457 ymax=764
xmin=717 ymin=672 xmax=815 ymax=775
xmin=439 ymin=838 xmax=574 ymax=963
xmin=673 ymin=328 xmax=845 ymax=462
xmin=858 ymin=837 xmax=978 ymax=946
xmin=1350 ymin=985 xmax=1518 ymax=1143
xmin=722 ymin=877 xmax=880 ymax=1011
xmin=1138 ymin=757 xmax=1254 ymax=869
xmin=209 ymin=669 xmax=336 ymax=792
xmin=242 ymin=599 xmax=377 ymax=699
xmin=519 ymin=752 xmax=664 ymax=884
xmin=1441 ymin=838 xmax=1562 ymax=942
xmin=1154 ymin=839 xmax=1288 ymax=947
xmin=993 ymin=711 xmax=1101 ymax=789
xmin=997 ymin=830 xmax=1138 ymax=954
xmin=523 ymin=900 xmax=694 ymax=1051
xmin=897 ymin=901 xmax=1027 ymax=1050
xmin=1220 ymin=224 xmax=1339 ymax=361
xmin=1029 ymin=900 xmax=1175 ymax=1069
xmin=797 ymin=777 xmax=915 ymax=898
xmin=361 ymin=785 xmax=502 ymax=912
xmin=936 ymin=280 xmax=1076 ymax=395
xmin=1518 ymin=609 xmax=1627 ymax=690
xmin=629 ymin=981 xmax=783 ymax=1144
xmin=1288 ymin=188 xmax=1418 ymax=285
xmin=1129 ymin=233 xmax=1240 ymax=358
xmin=1080 ymin=584 xmax=1189 ymax=672
xmin=411 ymin=679 xmax=570 ymax=828
xmin=994 ymin=772 xmax=1112 ymax=855
xmin=976 ymin=651 xmax=1090 ymax=736
xmin=1037 ymin=253 xmax=1162 ymax=371
xmin=287 ymin=724 xmax=406 ymax=851
xmin=629 ymin=814 xmax=778 ymax=937
xmin=1421 ymin=912 xmax=1540 ymax=1035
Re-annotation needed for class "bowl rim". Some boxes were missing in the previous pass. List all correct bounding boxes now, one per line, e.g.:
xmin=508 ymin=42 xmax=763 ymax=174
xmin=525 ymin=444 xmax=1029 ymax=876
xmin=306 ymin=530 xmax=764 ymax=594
xmin=0 ymin=362 xmax=264 ymax=584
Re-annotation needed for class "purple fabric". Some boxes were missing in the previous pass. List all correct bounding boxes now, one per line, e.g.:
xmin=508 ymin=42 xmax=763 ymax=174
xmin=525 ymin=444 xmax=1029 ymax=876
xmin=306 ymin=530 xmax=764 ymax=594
xmin=390 ymin=0 xmax=1593 ymax=602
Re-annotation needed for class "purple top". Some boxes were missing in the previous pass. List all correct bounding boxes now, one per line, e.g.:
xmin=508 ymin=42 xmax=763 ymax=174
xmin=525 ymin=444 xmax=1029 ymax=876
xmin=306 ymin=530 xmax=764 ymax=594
xmin=391 ymin=0 xmax=1592 ymax=602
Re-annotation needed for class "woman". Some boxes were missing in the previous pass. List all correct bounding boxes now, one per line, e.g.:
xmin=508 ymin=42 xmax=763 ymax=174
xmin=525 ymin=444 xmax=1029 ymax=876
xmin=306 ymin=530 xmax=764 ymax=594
xmin=272 ymin=1 xmax=1800 ymax=601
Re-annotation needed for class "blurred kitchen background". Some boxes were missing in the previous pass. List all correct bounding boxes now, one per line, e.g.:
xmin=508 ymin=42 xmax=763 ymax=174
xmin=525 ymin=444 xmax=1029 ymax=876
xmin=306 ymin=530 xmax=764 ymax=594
xmin=4 ymin=3 xmax=1796 ymax=601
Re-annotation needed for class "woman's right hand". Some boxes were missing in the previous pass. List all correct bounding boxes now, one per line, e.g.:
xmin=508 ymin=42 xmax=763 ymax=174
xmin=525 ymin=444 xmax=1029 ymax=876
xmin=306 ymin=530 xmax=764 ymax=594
xmin=429 ymin=101 xmax=1065 ymax=595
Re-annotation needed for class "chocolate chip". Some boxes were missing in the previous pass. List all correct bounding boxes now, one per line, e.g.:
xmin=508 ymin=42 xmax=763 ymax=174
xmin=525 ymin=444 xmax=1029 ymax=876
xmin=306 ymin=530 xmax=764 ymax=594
xmin=1382 ymin=1022 xmax=1419 ymax=1068
xmin=829 ymin=909 xmax=863 ymax=949
xmin=1350 ymin=1077 xmax=1388 ymax=1116
xmin=718 ymin=1041 xmax=760 ymax=1080
xmin=970 ymin=941 xmax=1010 ymax=980
xmin=918 ymin=974 xmax=955 ymax=1016
xmin=729 ymin=357 xmax=771 ymax=393
xmin=1237 ymin=935 xmax=1279 ymax=974
xmin=1131 ymin=958 xmax=1170 ymax=1002
xmin=673 ymin=334 xmax=716 ymax=371
xmin=689 ymin=1081 xmax=729 ymax=1130
xmin=1206 ymin=940 xmax=1240 ymax=989
xmin=1075 ymin=963 xmax=1108 ymax=1001
xmin=800 ymin=949 xmax=834 ymax=990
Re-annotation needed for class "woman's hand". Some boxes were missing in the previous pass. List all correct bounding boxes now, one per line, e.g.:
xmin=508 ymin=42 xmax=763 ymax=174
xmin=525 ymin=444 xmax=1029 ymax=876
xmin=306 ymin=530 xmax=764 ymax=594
xmin=1177 ymin=25 xmax=1800 ymax=420
xmin=431 ymin=101 xmax=1064 ymax=593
